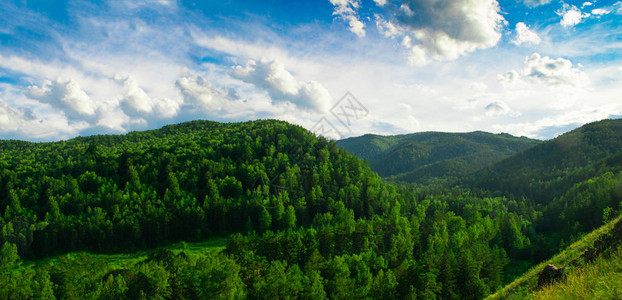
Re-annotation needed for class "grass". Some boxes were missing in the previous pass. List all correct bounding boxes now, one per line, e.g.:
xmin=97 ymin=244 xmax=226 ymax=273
xmin=8 ymin=237 xmax=227 ymax=272
xmin=487 ymin=216 xmax=622 ymax=299
xmin=530 ymin=245 xmax=622 ymax=299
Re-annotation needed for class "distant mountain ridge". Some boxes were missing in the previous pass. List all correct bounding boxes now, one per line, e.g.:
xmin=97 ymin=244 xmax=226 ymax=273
xmin=337 ymin=131 xmax=540 ymax=183
xmin=469 ymin=118 xmax=622 ymax=203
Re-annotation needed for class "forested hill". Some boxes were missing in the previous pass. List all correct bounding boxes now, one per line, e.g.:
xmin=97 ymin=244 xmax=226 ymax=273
xmin=2 ymin=119 xmax=546 ymax=299
xmin=1 ymin=119 xmax=391 ymax=256
xmin=470 ymin=118 xmax=622 ymax=203
xmin=337 ymin=131 xmax=539 ymax=183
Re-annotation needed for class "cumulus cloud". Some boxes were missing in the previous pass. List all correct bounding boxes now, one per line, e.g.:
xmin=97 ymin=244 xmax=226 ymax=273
xmin=0 ymin=97 xmax=90 ymax=139
xmin=329 ymin=0 xmax=366 ymax=37
xmin=230 ymin=58 xmax=332 ymax=113
xmin=176 ymin=75 xmax=237 ymax=111
xmin=93 ymin=102 xmax=132 ymax=133
xmin=26 ymin=79 xmax=97 ymax=119
xmin=485 ymin=101 xmax=511 ymax=116
xmin=377 ymin=0 xmax=506 ymax=66
xmin=522 ymin=0 xmax=552 ymax=7
xmin=499 ymin=53 xmax=589 ymax=88
xmin=557 ymin=3 xmax=590 ymax=28
xmin=524 ymin=53 xmax=588 ymax=86
xmin=115 ymin=75 xmax=153 ymax=113
xmin=115 ymin=75 xmax=180 ymax=118
xmin=512 ymin=22 xmax=541 ymax=46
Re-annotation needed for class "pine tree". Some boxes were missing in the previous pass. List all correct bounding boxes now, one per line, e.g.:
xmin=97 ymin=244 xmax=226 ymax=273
xmin=0 ymin=242 xmax=20 ymax=270
xmin=284 ymin=206 xmax=297 ymax=229
xmin=259 ymin=207 xmax=272 ymax=232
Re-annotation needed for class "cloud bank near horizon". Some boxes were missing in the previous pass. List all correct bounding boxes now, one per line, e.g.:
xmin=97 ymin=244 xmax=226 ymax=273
xmin=0 ymin=0 xmax=621 ymax=141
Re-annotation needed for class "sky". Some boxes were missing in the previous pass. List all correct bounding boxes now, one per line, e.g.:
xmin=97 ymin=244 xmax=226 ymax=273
xmin=0 ymin=0 xmax=621 ymax=141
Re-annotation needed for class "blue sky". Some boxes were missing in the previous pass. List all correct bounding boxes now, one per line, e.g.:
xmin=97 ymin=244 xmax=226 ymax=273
xmin=0 ymin=0 xmax=621 ymax=141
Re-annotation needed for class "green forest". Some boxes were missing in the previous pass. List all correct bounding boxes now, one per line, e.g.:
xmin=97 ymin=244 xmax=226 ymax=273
xmin=337 ymin=131 xmax=539 ymax=184
xmin=1 ymin=119 xmax=621 ymax=299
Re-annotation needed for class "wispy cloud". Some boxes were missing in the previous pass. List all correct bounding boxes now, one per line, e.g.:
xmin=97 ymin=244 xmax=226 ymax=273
xmin=329 ymin=0 xmax=366 ymax=37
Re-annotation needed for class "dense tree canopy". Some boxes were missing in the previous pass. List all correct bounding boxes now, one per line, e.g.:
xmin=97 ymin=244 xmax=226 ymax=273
xmin=337 ymin=131 xmax=539 ymax=183
xmin=1 ymin=119 xmax=621 ymax=299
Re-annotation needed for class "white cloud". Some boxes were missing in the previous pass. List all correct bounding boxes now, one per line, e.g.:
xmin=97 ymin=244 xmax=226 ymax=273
xmin=110 ymin=0 xmax=178 ymax=13
xmin=0 ymin=98 xmax=20 ymax=132
xmin=373 ymin=0 xmax=387 ymax=6
xmin=154 ymin=98 xmax=180 ymax=119
xmin=522 ymin=0 xmax=552 ymax=7
xmin=329 ymin=0 xmax=366 ymax=37
xmin=499 ymin=54 xmax=589 ymax=88
xmin=0 ymin=95 xmax=89 ymax=140
xmin=115 ymin=75 xmax=153 ymax=113
xmin=498 ymin=70 xmax=523 ymax=87
xmin=583 ymin=2 xmax=622 ymax=16
xmin=523 ymin=53 xmax=588 ymax=87
xmin=470 ymin=82 xmax=489 ymax=92
xmin=485 ymin=101 xmax=511 ymax=116
xmin=512 ymin=22 xmax=541 ymax=46
xmin=401 ymin=35 xmax=412 ymax=48
xmin=494 ymin=105 xmax=619 ymax=139
xmin=582 ymin=2 xmax=593 ymax=8
xmin=0 ymin=55 xmax=86 ymax=85
xmin=230 ymin=58 xmax=332 ymax=113
xmin=26 ymin=79 xmax=97 ymax=118
xmin=557 ymin=4 xmax=590 ymax=28
xmin=591 ymin=8 xmax=611 ymax=15
xmin=192 ymin=35 xmax=294 ymax=67
xmin=380 ymin=0 xmax=505 ymax=66
xmin=375 ymin=15 xmax=401 ymax=38
xmin=176 ymin=75 xmax=235 ymax=111
xmin=93 ymin=102 xmax=131 ymax=133
xmin=114 ymin=75 xmax=181 ymax=118
xmin=3 ymin=0 xmax=622 ymax=143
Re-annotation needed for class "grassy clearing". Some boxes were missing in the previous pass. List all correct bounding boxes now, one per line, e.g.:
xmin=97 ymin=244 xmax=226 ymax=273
xmin=487 ymin=216 xmax=622 ymax=299
xmin=8 ymin=237 xmax=228 ymax=273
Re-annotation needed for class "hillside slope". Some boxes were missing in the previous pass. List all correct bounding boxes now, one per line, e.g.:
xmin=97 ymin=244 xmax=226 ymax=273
xmin=489 ymin=216 xmax=622 ymax=299
xmin=0 ymin=119 xmax=393 ymax=257
xmin=470 ymin=118 xmax=622 ymax=204
xmin=337 ymin=131 xmax=539 ymax=183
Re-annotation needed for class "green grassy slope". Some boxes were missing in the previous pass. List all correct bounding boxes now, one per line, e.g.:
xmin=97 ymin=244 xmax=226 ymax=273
xmin=529 ymin=246 xmax=622 ymax=299
xmin=337 ymin=131 xmax=539 ymax=183
xmin=488 ymin=216 xmax=622 ymax=299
